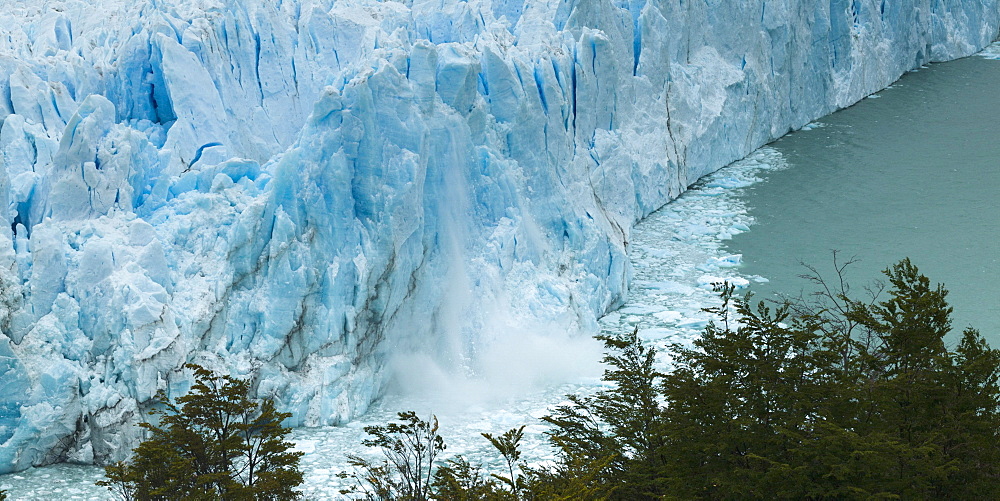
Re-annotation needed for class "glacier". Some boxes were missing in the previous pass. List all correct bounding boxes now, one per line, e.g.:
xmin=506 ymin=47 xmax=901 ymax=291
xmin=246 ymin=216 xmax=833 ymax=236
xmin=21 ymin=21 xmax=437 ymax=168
xmin=0 ymin=0 xmax=998 ymax=473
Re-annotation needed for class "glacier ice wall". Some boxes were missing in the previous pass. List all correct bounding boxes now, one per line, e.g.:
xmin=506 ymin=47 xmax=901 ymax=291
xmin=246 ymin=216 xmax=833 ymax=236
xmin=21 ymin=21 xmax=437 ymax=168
xmin=0 ymin=0 xmax=997 ymax=472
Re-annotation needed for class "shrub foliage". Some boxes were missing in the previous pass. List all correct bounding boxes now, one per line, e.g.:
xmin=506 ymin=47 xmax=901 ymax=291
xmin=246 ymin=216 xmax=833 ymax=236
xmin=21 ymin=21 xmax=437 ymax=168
xmin=549 ymin=258 xmax=1000 ymax=499
xmin=98 ymin=364 xmax=303 ymax=500
xmin=346 ymin=259 xmax=1000 ymax=499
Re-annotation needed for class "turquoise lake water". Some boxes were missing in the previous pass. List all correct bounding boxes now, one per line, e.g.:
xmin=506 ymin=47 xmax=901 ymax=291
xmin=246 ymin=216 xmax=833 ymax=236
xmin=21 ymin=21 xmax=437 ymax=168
xmin=726 ymin=54 xmax=1000 ymax=341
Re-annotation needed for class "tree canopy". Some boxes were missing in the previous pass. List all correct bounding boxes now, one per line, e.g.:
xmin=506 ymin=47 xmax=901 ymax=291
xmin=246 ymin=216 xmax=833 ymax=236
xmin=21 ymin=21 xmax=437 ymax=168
xmin=544 ymin=258 xmax=1000 ymax=499
xmin=345 ymin=258 xmax=1000 ymax=499
xmin=98 ymin=364 xmax=303 ymax=500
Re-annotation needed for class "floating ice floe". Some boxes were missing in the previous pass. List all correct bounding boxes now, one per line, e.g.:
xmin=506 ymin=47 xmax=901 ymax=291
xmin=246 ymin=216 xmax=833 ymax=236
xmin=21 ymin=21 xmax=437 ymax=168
xmin=638 ymin=280 xmax=698 ymax=295
xmin=697 ymin=276 xmax=751 ymax=290
xmin=978 ymin=41 xmax=1000 ymax=59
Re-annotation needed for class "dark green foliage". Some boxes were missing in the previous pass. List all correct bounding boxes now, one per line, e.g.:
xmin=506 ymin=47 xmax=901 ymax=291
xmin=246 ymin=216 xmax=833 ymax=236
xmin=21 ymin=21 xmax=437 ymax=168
xmin=517 ymin=455 xmax=614 ymax=500
xmin=432 ymin=456 xmax=508 ymax=500
xmin=97 ymin=364 xmax=303 ymax=500
xmin=482 ymin=425 xmax=526 ymax=496
xmin=541 ymin=326 xmax=663 ymax=499
xmin=342 ymin=413 xmax=556 ymax=500
xmin=338 ymin=411 xmax=446 ymax=500
xmin=345 ymin=259 xmax=1000 ymax=499
xmin=545 ymin=258 xmax=1000 ymax=499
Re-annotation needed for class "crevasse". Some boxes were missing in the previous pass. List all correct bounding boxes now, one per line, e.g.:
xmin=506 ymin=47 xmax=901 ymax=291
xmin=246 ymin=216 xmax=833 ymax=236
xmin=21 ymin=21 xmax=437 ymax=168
xmin=0 ymin=0 xmax=996 ymax=473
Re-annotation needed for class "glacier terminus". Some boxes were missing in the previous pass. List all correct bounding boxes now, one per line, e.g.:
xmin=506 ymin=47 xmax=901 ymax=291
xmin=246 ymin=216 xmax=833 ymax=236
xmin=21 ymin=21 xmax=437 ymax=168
xmin=1 ymin=0 xmax=998 ymax=473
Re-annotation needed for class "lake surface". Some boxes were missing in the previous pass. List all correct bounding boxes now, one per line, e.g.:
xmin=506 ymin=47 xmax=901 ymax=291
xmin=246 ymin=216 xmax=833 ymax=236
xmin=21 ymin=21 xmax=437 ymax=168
xmin=726 ymin=53 xmax=1000 ymax=340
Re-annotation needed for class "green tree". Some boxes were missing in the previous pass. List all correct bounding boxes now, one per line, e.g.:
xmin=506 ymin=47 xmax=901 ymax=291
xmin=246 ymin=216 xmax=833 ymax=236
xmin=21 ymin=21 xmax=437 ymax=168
xmin=538 ymin=259 xmax=1000 ymax=499
xmin=655 ymin=261 xmax=1000 ymax=498
xmin=343 ymin=259 xmax=1000 ymax=499
xmin=338 ymin=411 xmax=445 ymax=501
xmin=542 ymin=326 xmax=663 ymax=499
xmin=342 ymin=412 xmax=564 ymax=500
xmin=942 ymin=327 xmax=1000 ymax=495
xmin=517 ymin=455 xmax=613 ymax=500
xmin=432 ymin=456 xmax=508 ymax=501
xmin=98 ymin=364 xmax=303 ymax=500
xmin=659 ymin=284 xmax=839 ymax=498
xmin=481 ymin=426 xmax=526 ymax=497
xmin=843 ymin=259 xmax=1000 ymax=497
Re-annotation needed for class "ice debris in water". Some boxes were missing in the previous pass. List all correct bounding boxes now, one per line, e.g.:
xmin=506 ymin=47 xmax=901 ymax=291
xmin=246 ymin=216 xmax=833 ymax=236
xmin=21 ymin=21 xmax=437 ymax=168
xmin=977 ymin=41 xmax=1000 ymax=59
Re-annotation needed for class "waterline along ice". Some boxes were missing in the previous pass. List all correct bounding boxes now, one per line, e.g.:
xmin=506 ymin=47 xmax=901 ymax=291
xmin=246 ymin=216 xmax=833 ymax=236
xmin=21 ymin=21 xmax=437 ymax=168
xmin=0 ymin=0 xmax=998 ymax=474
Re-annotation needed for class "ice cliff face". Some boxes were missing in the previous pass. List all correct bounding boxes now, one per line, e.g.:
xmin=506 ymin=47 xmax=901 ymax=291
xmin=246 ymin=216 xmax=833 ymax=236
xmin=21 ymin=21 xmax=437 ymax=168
xmin=0 ymin=0 xmax=997 ymax=472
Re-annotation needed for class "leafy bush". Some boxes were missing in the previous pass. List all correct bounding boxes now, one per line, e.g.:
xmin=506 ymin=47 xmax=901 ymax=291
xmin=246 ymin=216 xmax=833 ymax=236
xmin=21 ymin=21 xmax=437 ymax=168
xmin=344 ymin=259 xmax=1000 ymax=499
xmin=97 ymin=364 xmax=303 ymax=500
xmin=558 ymin=258 xmax=1000 ymax=499
xmin=338 ymin=411 xmax=445 ymax=500
xmin=540 ymin=325 xmax=662 ymax=498
xmin=339 ymin=412 xmax=547 ymax=500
